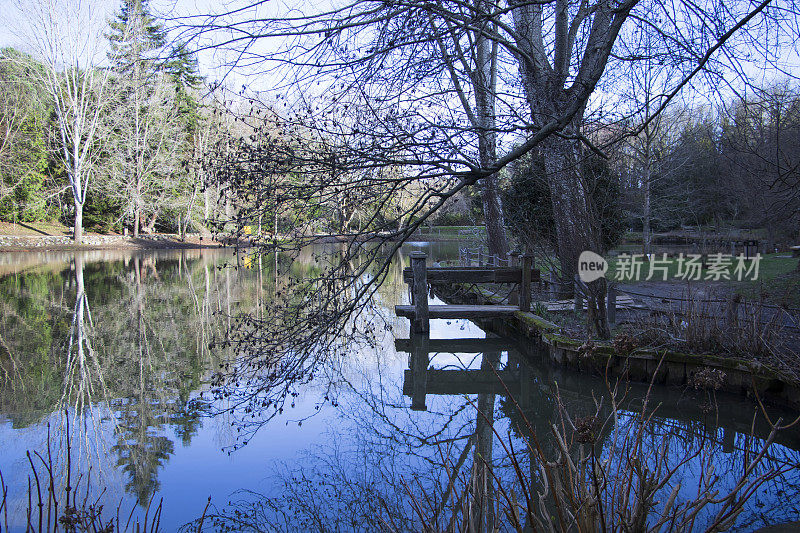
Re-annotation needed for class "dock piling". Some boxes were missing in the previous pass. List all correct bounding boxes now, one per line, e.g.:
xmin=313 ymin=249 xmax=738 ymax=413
xmin=574 ymin=275 xmax=583 ymax=313
xmin=410 ymin=333 xmax=429 ymax=410
xmin=607 ymin=285 xmax=617 ymax=325
xmin=410 ymin=251 xmax=429 ymax=333
xmin=520 ymin=254 xmax=532 ymax=312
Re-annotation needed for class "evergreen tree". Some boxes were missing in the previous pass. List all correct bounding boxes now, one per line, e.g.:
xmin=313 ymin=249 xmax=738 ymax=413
xmin=107 ymin=0 xmax=166 ymax=76
xmin=0 ymin=49 xmax=53 ymax=223
xmin=105 ymin=0 xmax=178 ymax=236
xmin=165 ymin=40 xmax=202 ymax=135
xmin=504 ymin=150 xmax=624 ymax=254
xmin=102 ymin=1 xmax=205 ymax=236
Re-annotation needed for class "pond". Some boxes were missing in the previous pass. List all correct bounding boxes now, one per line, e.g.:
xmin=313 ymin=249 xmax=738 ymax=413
xmin=0 ymin=244 xmax=798 ymax=531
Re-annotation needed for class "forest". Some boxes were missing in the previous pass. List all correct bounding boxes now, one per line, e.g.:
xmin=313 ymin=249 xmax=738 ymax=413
xmin=1 ymin=0 xmax=799 ymax=253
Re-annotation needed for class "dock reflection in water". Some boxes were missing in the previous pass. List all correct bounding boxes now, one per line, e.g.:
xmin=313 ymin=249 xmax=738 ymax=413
xmin=395 ymin=328 xmax=800 ymax=531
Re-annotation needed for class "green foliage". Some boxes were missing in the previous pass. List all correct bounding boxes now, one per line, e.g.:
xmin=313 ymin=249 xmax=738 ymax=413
xmin=502 ymin=151 xmax=556 ymax=248
xmin=165 ymin=40 xmax=202 ymax=136
xmin=431 ymin=210 xmax=474 ymax=226
xmin=0 ymin=117 xmax=49 ymax=222
xmin=83 ymin=189 xmax=124 ymax=232
xmin=0 ymin=270 xmax=67 ymax=427
xmin=503 ymin=150 xmax=624 ymax=252
xmin=106 ymin=0 xmax=166 ymax=72
xmin=0 ymin=49 xmax=56 ymax=223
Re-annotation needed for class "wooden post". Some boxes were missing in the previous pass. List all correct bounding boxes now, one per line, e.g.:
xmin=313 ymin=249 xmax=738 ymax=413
xmin=548 ymin=270 xmax=561 ymax=299
xmin=726 ymin=294 xmax=740 ymax=328
xmin=723 ymin=426 xmax=735 ymax=454
xmin=508 ymin=251 xmax=519 ymax=305
xmin=410 ymin=251 xmax=429 ymax=333
xmin=607 ymin=285 xmax=617 ymax=325
xmin=410 ymin=332 xmax=429 ymax=411
xmin=574 ymin=275 xmax=583 ymax=313
xmin=517 ymin=353 xmax=531 ymax=412
xmin=520 ymin=254 xmax=532 ymax=312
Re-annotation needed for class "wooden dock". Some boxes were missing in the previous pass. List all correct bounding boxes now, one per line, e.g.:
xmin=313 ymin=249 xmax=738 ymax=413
xmin=395 ymin=304 xmax=520 ymax=319
xmin=402 ymin=369 xmax=520 ymax=396
xmin=395 ymin=332 xmax=526 ymax=410
xmin=396 ymin=251 xmax=539 ymax=333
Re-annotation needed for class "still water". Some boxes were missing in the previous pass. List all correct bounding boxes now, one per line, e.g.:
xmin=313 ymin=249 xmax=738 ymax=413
xmin=0 ymin=244 xmax=798 ymax=531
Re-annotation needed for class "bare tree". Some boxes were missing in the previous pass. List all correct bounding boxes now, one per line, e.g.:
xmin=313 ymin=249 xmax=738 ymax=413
xmin=102 ymin=69 xmax=184 ymax=235
xmin=180 ymin=0 xmax=796 ymax=338
xmin=13 ymin=0 xmax=111 ymax=243
xmin=618 ymin=95 xmax=688 ymax=254
xmin=721 ymin=86 xmax=800 ymax=246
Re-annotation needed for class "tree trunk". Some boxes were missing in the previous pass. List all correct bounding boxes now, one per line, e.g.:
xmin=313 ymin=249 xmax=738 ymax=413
xmin=642 ymin=102 xmax=654 ymax=257
xmin=144 ymin=210 xmax=158 ymax=234
xmin=542 ymin=136 xmax=597 ymax=285
xmin=542 ymin=134 xmax=611 ymax=338
xmin=479 ymin=176 xmax=509 ymax=258
xmin=471 ymin=349 xmax=498 ymax=531
xmin=643 ymin=170 xmax=651 ymax=256
xmin=133 ymin=208 xmax=140 ymax=238
xmin=473 ymin=23 xmax=508 ymax=258
xmin=73 ymin=204 xmax=83 ymax=244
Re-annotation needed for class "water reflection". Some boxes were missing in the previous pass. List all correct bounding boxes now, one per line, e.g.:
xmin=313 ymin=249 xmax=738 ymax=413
xmin=390 ymin=330 xmax=800 ymax=531
xmin=0 ymin=245 xmax=799 ymax=531
xmin=0 ymin=250 xmax=246 ymax=509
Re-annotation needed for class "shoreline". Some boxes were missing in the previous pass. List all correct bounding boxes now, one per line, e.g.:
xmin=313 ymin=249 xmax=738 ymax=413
xmin=0 ymin=232 xmax=471 ymax=252
xmin=431 ymin=281 xmax=800 ymax=412
xmin=0 ymin=233 xmax=221 ymax=252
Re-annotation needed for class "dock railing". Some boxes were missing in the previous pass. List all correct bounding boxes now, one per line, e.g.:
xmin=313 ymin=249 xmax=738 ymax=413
xmin=398 ymin=252 xmax=539 ymax=333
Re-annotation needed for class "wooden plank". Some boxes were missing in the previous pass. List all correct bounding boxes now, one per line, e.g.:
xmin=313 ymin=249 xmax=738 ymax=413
xmin=403 ymin=369 xmax=520 ymax=396
xmin=395 ymin=337 xmax=516 ymax=353
xmin=402 ymin=267 xmax=540 ymax=284
xmin=395 ymin=304 xmax=520 ymax=319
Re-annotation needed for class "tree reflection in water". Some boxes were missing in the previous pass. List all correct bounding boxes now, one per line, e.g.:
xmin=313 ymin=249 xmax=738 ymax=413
xmin=0 ymin=250 xmax=242 ymax=506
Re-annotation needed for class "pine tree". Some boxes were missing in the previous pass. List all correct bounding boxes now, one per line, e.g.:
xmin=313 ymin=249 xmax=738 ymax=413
xmin=105 ymin=0 xmax=174 ymax=236
xmin=165 ymin=40 xmax=202 ymax=137
xmin=107 ymin=0 xmax=166 ymax=76
xmin=103 ymin=0 xmax=204 ymax=237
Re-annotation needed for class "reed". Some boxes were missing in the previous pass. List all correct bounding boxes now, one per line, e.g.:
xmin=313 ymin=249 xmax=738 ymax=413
xmin=0 ymin=412 xmax=163 ymax=533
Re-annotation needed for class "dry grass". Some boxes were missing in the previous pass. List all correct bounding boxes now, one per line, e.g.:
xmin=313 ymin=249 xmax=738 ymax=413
xmin=629 ymin=290 xmax=800 ymax=382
